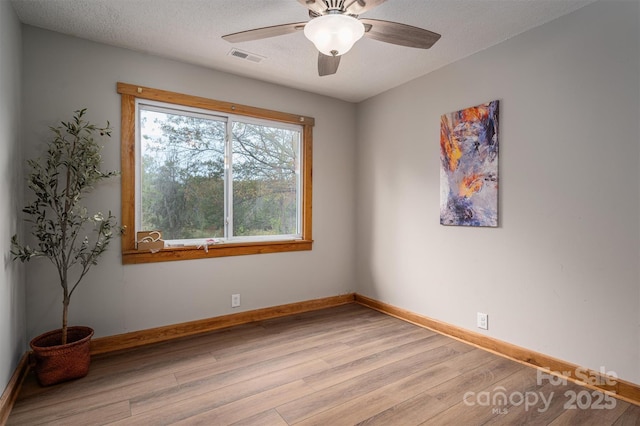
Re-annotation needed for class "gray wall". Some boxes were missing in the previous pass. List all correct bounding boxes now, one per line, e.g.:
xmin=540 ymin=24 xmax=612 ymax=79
xmin=21 ymin=27 xmax=357 ymax=339
xmin=0 ymin=0 xmax=25 ymax=391
xmin=356 ymin=0 xmax=640 ymax=383
xmin=9 ymin=0 xmax=640 ymax=394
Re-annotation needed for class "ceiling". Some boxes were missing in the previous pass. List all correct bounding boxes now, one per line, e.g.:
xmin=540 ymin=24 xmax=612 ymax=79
xmin=10 ymin=0 xmax=596 ymax=103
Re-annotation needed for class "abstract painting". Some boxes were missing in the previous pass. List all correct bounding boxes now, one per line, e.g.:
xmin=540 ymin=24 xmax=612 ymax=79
xmin=440 ymin=100 xmax=499 ymax=227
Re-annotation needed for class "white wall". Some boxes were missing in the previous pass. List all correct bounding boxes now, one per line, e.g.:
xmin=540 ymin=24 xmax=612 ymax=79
xmin=0 ymin=0 xmax=26 ymax=391
xmin=21 ymin=27 xmax=357 ymax=338
xmin=356 ymin=0 xmax=640 ymax=384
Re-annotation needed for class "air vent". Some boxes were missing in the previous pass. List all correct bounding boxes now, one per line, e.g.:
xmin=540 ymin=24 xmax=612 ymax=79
xmin=228 ymin=48 xmax=265 ymax=64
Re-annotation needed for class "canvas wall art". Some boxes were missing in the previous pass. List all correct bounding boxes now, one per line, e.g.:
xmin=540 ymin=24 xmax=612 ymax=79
xmin=440 ymin=100 xmax=499 ymax=227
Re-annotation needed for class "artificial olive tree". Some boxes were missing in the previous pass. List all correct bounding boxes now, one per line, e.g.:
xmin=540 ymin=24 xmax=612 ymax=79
xmin=11 ymin=109 xmax=119 ymax=344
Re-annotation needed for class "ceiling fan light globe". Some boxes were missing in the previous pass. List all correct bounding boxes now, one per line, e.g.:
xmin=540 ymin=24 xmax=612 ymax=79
xmin=304 ymin=14 xmax=365 ymax=56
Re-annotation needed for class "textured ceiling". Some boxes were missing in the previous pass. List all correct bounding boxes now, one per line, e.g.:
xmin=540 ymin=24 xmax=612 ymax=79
xmin=10 ymin=0 xmax=597 ymax=102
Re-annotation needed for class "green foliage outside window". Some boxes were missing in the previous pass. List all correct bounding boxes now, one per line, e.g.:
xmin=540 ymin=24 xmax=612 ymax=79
xmin=140 ymin=107 xmax=300 ymax=241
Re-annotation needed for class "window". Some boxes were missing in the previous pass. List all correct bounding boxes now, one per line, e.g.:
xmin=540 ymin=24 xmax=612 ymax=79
xmin=118 ymin=83 xmax=313 ymax=264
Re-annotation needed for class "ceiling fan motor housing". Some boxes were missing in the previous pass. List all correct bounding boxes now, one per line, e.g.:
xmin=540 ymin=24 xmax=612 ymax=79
xmin=320 ymin=0 xmax=345 ymax=12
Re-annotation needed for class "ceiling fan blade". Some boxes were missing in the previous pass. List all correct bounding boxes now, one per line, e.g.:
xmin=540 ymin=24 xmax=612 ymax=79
xmin=344 ymin=0 xmax=387 ymax=15
xmin=360 ymin=19 xmax=441 ymax=49
xmin=222 ymin=22 xmax=306 ymax=43
xmin=318 ymin=53 xmax=340 ymax=76
xmin=297 ymin=0 xmax=327 ymax=15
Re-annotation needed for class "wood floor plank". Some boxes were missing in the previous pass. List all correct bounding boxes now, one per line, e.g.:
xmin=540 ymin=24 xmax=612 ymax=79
xmin=21 ymin=400 xmax=131 ymax=426
xmin=295 ymin=361 xmax=458 ymax=425
xmin=113 ymin=359 xmax=330 ymax=425
xmin=243 ymin=305 xmax=383 ymax=347
xmin=130 ymin=354 xmax=330 ymax=418
xmin=230 ymin=409 xmax=289 ymax=426
xmin=613 ymin=403 xmax=640 ymax=425
xmin=335 ymin=317 xmax=432 ymax=347
xmin=320 ymin=327 xmax=439 ymax=367
xmin=293 ymin=387 xmax=401 ymax=426
xmin=277 ymin=343 xmax=465 ymax=423
xmin=426 ymin=355 xmax=527 ymax=408
xmin=355 ymin=350 xmax=506 ymax=425
xmin=172 ymin=340 xmax=345 ymax=389
xmin=15 ymin=323 xmax=262 ymax=403
xmin=548 ymin=394 xmax=631 ymax=426
xmin=94 ymin=321 xmax=265 ymax=367
xmin=16 ymin=351 xmax=210 ymax=409
xmin=174 ymin=335 xmax=348 ymax=384
xmin=488 ymin=380 xmax=597 ymax=426
xmin=357 ymin=391 xmax=449 ymax=426
xmin=450 ymin=347 xmax=501 ymax=375
xmin=305 ymin=334 xmax=450 ymax=390
xmin=7 ymin=374 xmax=176 ymax=424
xmin=173 ymin=380 xmax=315 ymax=425
xmin=423 ymin=364 xmax=543 ymax=424
xmin=6 ymin=304 xmax=636 ymax=426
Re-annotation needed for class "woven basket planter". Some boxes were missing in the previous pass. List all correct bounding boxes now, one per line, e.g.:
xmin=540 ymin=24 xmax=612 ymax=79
xmin=29 ymin=326 xmax=94 ymax=386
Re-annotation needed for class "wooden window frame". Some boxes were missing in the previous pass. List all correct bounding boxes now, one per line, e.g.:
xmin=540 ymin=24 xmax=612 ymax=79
xmin=117 ymin=83 xmax=313 ymax=264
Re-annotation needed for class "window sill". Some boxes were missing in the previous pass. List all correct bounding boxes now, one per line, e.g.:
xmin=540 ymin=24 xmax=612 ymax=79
xmin=122 ymin=239 xmax=313 ymax=264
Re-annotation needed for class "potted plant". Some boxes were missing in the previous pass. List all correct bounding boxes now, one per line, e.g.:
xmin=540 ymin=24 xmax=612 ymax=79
xmin=11 ymin=108 xmax=119 ymax=386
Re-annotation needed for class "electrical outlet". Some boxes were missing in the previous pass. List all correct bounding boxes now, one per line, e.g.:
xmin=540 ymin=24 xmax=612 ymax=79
xmin=231 ymin=294 xmax=241 ymax=308
xmin=477 ymin=312 xmax=488 ymax=330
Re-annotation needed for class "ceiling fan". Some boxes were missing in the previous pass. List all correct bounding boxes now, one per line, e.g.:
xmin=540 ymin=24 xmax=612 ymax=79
xmin=222 ymin=0 xmax=441 ymax=76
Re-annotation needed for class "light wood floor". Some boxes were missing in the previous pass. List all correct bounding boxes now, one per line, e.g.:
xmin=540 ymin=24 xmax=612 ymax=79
xmin=7 ymin=304 xmax=640 ymax=425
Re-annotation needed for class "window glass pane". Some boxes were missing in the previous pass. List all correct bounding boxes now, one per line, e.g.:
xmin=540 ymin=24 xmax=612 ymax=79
xmin=232 ymin=121 xmax=300 ymax=237
xmin=140 ymin=107 xmax=226 ymax=240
